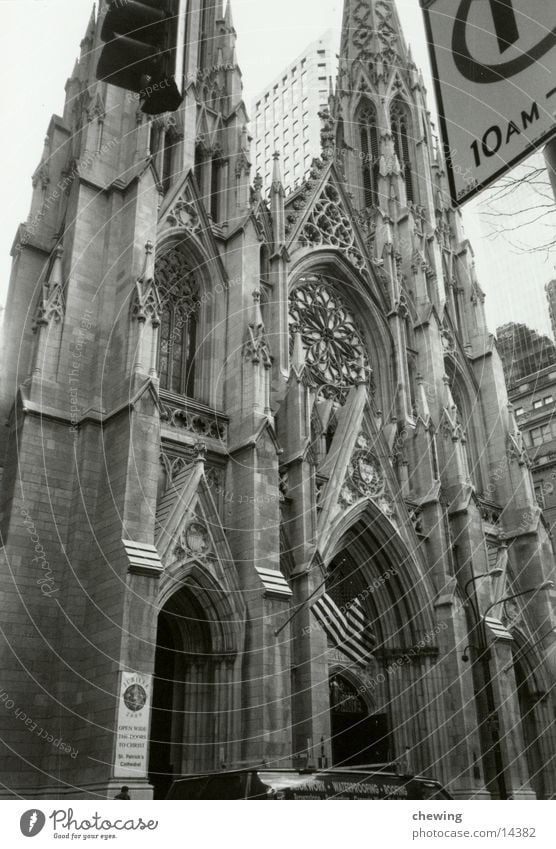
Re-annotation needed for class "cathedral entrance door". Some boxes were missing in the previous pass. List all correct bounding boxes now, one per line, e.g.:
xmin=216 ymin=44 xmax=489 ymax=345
xmin=148 ymin=588 xmax=217 ymax=798
xmin=330 ymin=675 xmax=390 ymax=766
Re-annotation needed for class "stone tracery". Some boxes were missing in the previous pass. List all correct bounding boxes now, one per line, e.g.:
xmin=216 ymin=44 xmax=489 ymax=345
xmin=299 ymin=180 xmax=368 ymax=276
xmin=156 ymin=247 xmax=200 ymax=320
xmin=155 ymin=246 xmax=201 ymax=396
xmin=289 ymin=274 xmax=370 ymax=389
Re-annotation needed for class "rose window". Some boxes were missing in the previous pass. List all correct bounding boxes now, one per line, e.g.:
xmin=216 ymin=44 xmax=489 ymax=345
xmin=289 ymin=275 xmax=370 ymax=388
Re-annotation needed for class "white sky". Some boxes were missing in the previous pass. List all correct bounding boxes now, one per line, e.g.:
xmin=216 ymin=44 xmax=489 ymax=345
xmin=0 ymin=0 xmax=553 ymax=335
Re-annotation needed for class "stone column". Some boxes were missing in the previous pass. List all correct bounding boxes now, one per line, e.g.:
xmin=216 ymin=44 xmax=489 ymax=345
xmin=488 ymin=638 xmax=536 ymax=799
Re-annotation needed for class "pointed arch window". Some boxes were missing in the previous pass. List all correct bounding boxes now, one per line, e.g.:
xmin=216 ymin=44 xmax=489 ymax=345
xmin=450 ymin=378 xmax=482 ymax=490
xmin=199 ymin=0 xmax=210 ymax=68
xmin=210 ymin=155 xmax=221 ymax=222
xmin=260 ymin=245 xmax=270 ymax=285
xmin=390 ymin=98 xmax=414 ymax=204
xmin=194 ymin=142 xmax=209 ymax=200
xmin=162 ymin=129 xmax=176 ymax=195
xmin=148 ymin=122 xmax=160 ymax=158
xmin=156 ymin=248 xmax=200 ymax=397
xmin=194 ymin=143 xmax=205 ymax=182
xmin=358 ymin=102 xmax=380 ymax=208
xmin=336 ymin=118 xmax=346 ymax=172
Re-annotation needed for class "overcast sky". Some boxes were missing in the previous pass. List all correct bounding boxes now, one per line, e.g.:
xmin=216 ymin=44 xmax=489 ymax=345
xmin=0 ymin=0 xmax=553 ymax=335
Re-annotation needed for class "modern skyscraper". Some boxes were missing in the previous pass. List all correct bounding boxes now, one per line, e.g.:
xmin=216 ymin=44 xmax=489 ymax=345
xmin=495 ymin=321 xmax=556 ymax=534
xmin=251 ymin=30 xmax=336 ymax=194
xmin=496 ymin=322 xmax=556 ymax=387
xmin=510 ymin=364 xmax=556 ymax=535
xmin=1 ymin=0 xmax=555 ymax=802
xmin=546 ymin=279 xmax=556 ymax=341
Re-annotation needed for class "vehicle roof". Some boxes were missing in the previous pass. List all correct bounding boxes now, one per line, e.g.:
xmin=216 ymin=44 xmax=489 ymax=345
xmin=323 ymin=766 xmax=442 ymax=782
xmin=168 ymin=766 xmax=441 ymax=784
xmin=170 ymin=768 xmax=311 ymax=782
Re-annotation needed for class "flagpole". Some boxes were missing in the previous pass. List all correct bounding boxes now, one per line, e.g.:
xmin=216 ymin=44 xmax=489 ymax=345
xmin=274 ymin=556 xmax=333 ymax=637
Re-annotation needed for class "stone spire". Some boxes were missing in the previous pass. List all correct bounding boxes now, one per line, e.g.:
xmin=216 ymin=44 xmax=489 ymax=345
xmin=271 ymin=153 xmax=286 ymax=246
xmin=339 ymin=0 xmax=409 ymax=77
xmin=290 ymin=325 xmax=306 ymax=381
xmin=79 ymin=3 xmax=98 ymax=78
xmin=224 ymin=0 xmax=235 ymax=31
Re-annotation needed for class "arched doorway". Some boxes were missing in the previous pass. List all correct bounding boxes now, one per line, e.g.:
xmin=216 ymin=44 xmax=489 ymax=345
xmin=329 ymin=674 xmax=390 ymax=766
xmin=320 ymin=506 xmax=443 ymax=778
xmin=148 ymin=587 xmax=218 ymax=798
xmin=325 ymin=548 xmax=392 ymax=768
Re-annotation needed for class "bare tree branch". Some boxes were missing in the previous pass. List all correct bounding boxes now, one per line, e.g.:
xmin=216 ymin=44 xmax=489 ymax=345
xmin=476 ymin=159 xmax=556 ymax=254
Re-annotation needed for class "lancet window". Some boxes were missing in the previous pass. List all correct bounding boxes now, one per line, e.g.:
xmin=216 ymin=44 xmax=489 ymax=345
xmin=390 ymin=98 xmax=414 ymax=203
xmin=156 ymin=247 xmax=200 ymax=397
xmin=358 ymin=101 xmax=380 ymax=208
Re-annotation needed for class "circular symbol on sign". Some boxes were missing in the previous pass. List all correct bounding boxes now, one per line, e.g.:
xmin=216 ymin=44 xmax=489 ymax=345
xmin=123 ymin=684 xmax=147 ymax=712
xmin=452 ymin=0 xmax=556 ymax=83
xmin=20 ymin=810 xmax=46 ymax=837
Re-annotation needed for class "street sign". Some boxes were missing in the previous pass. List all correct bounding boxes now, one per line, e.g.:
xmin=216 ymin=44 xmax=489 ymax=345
xmin=421 ymin=0 xmax=556 ymax=206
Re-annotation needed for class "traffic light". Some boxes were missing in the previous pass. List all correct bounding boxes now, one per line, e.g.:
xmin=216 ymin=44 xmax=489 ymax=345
xmin=96 ymin=0 xmax=186 ymax=115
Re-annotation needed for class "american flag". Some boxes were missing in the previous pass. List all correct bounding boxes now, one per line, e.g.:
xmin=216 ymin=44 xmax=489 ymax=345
xmin=311 ymin=593 xmax=377 ymax=666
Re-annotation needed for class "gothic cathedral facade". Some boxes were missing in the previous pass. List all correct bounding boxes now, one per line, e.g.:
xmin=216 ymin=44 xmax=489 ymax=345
xmin=1 ymin=0 xmax=556 ymax=799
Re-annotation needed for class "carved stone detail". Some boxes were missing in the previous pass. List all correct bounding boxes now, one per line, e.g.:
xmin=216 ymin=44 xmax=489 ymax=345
xmin=348 ymin=433 xmax=385 ymax=499
xmin=160 ymin=451 xmax=190 ymax=484
xmin=348 ymin=0 xmax=374 ymax=65
xmin=471 ymin=281 xmax=486 ymax=306
xmin=319 ymin=108 xmax=335 ymax=161
xmin=245 ymin=292 xmax=272 ymax=367
xmin=160 ymin=402 xmax=228 ymax=441
xmin=298 ymin=180 xmax=367 ymax=277
xmin=375 ymin=0 xmax=401 ymax=66
xmin=174 ymin=518 xmax=213 ymax=562
xmin=478 ymin=500 xmax=501 ymax=527
xmin=205 ymin=465 xmax=220 ymax=486
xmin=506 ymin=433 xmax=530 ymax=467
xmin=32 ymin=245 xmax=65 ymax=331
xmin=166 ymin=184 xmax=203 ymax=235
xmin=344 ymin=0 xmax=401 ymax=84
xmin=501 ymin=595 xmax=523 ymax=631
xmin=131 ymin=242 xmax=161 ymax=325
xmin=408 ymin=505 xmax=424 ymax=536
xmin=316 ymin=385 xmax=351 ymax=405
xmin=284 ymin=158 xmax=327 ymax=236
xmin=440 ymin=323 xmax=456 ymax=354
xmin=338 ymin=432 xmax=397 ymax=522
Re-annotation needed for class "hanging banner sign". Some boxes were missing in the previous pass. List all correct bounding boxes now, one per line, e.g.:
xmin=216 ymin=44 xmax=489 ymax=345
xmin=114 ymin=671 xmax=153 ymax=779
xmin=421 ymin=0 xmax=556 ymax=206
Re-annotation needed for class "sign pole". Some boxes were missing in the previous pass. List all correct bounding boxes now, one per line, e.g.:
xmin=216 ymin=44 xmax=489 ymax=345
xmin=544 ymin=138 xmax=556 ymax=202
